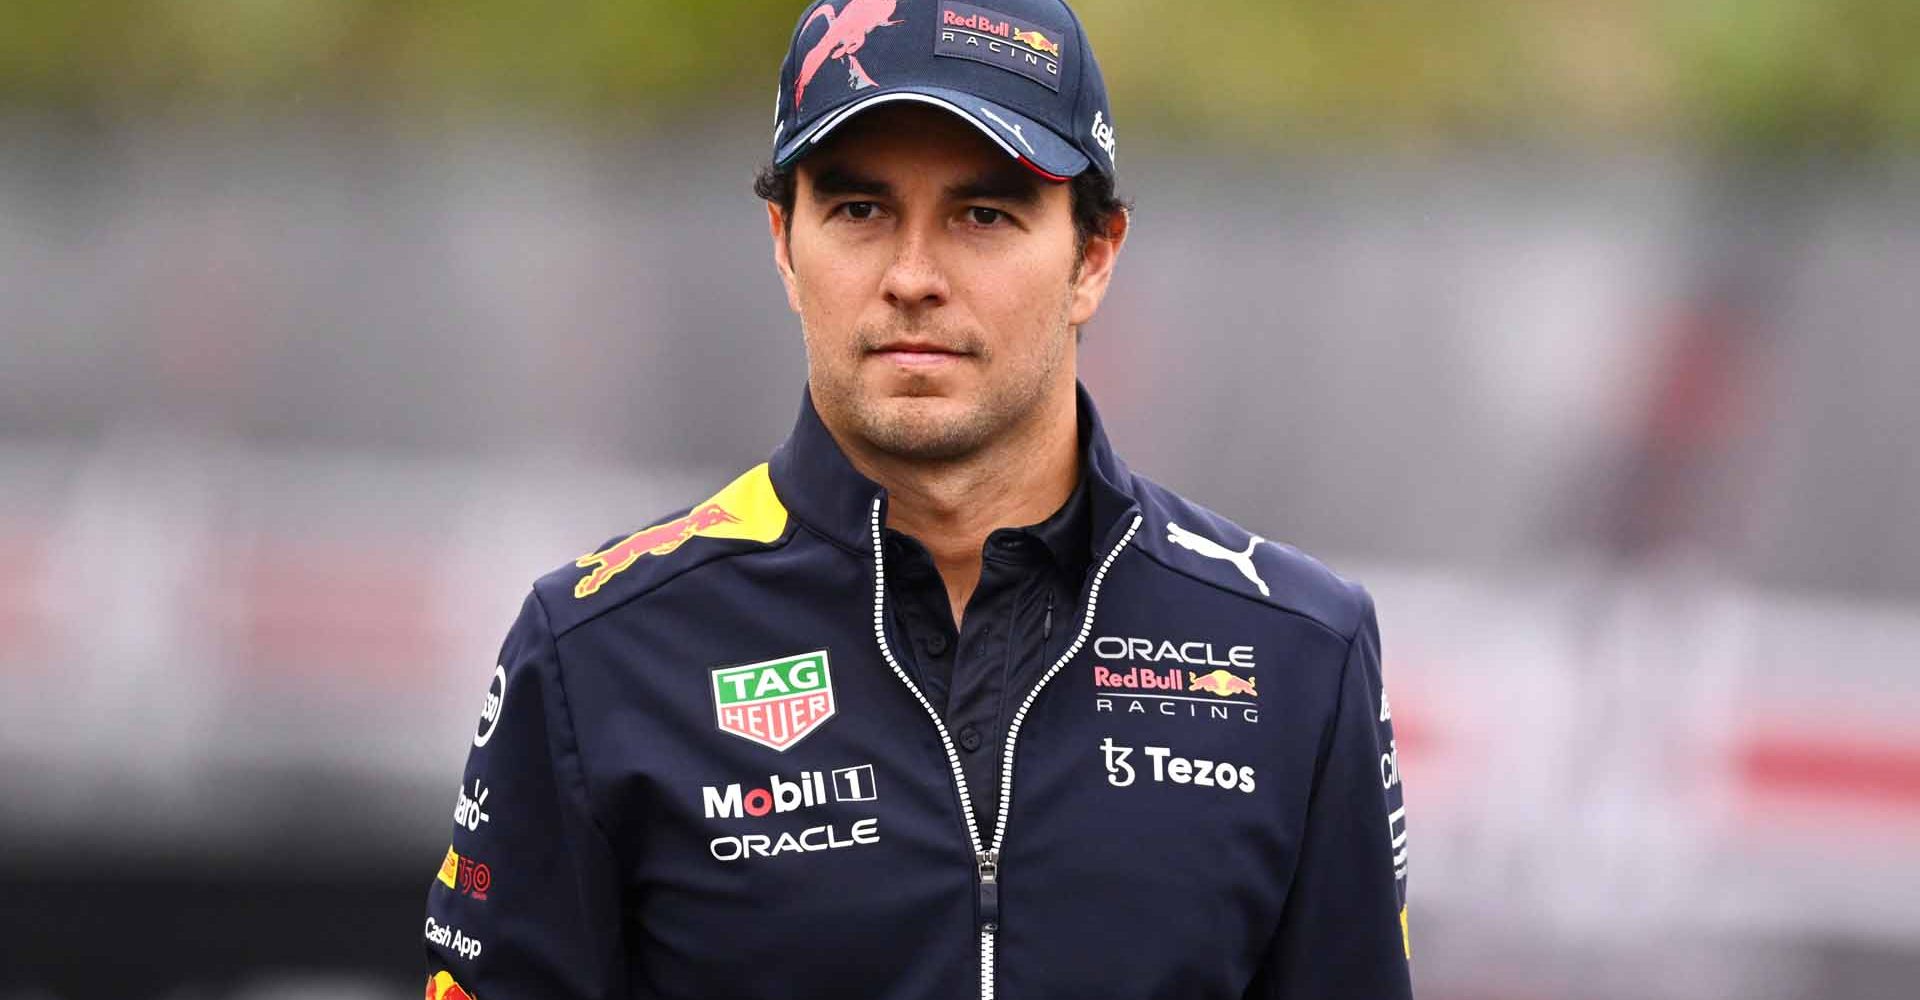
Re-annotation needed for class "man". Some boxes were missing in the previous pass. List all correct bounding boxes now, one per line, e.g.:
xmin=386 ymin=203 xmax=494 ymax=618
xmin=424 ymin=1 xmax=1412 ymax=997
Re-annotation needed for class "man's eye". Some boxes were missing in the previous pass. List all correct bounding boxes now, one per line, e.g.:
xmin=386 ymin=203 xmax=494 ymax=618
xmin=839 ymin=201 xmax=878 ymax=220
xmin=966 ymin=207 xmax=1006 ymax=226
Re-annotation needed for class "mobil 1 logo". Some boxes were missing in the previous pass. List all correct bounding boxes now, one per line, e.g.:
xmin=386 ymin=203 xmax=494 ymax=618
xmin=701 ymin=763 xmax=882 ymax=863
xmin=702 ymin=764 xmax=877 ymax=820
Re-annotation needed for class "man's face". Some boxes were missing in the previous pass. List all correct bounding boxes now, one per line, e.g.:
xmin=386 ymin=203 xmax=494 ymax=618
xmin=770 ymin=104 xmax=1124 ymax=462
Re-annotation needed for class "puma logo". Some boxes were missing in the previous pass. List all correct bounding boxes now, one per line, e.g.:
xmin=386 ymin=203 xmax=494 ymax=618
xmin=1166 ymin=521 xmax=1269 ymax=597
xmin=979 ymin=107 xmax=1034 ymax=155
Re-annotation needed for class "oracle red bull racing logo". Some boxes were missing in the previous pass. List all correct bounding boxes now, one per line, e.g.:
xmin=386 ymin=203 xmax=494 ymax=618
xmin=1093 ymin=636 xmax=1261 ymax=724
xmin=573 ymin=463 xmax=788 ymax=599
xmin=712 ymin=650 xmax=836 ymax=752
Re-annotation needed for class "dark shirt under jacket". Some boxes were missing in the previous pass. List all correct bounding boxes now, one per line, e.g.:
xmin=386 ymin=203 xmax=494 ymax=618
xmin=885 ymin=472 xmax=1092 ymax=836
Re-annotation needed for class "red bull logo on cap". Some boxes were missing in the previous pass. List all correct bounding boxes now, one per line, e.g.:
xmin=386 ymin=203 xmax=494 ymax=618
xmin=574 ymin=463 xmax=788 ymax=599
xmin=1010 ymin=28 xmax=1061 ymax=57
xmin=935 ymin=1 xmax=1064 ymax=91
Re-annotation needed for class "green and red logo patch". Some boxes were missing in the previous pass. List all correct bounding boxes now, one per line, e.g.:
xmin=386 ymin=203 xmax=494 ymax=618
xmin=711 ymin=650 xmax=835 ymax=752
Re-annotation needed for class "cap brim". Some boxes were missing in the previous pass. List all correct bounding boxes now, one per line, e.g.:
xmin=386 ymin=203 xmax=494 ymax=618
xmin=775 ymin=87 xmax=1091 ymax=182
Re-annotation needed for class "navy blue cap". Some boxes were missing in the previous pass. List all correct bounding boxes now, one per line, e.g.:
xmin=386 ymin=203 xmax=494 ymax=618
xmin=772 ymin=0 xmax=1117 ymax=182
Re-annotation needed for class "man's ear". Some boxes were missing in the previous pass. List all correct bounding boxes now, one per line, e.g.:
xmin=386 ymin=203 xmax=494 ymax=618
xmin=1068 ymin=208 xmax=1129 ymax=327
xmin=768 ymin=202 xmax=801 ymax=314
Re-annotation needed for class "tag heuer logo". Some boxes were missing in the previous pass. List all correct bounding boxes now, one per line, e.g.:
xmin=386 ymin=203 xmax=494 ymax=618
xmin=712 ymin=651 xmax=835 ymax=752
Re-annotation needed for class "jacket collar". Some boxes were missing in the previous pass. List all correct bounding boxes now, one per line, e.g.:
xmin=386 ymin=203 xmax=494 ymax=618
xmin=768 ymin=381 xmax=1139 ymax=555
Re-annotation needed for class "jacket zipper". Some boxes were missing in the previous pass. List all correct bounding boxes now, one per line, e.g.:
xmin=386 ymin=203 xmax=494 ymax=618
xmin=867 ymin=496 xmax=1142 ymax=1000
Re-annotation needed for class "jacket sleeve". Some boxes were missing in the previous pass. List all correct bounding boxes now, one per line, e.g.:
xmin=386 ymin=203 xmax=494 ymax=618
xmin=1247 ymin=591 xmax=1413 ymax=998
xmin=424 ymin=591 xmax=627 ymax=1000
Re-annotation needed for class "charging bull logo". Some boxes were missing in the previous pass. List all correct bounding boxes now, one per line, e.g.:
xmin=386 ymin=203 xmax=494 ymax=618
xmin=573 ymin=463 xmax=790 ymax=598
xmin=425 ymin=971 xmax=476 ymax=1000
xmin=1189 ymin=669 xmax=1258 ymax=699
xmin=793 ymin=0 xmax=906 ymax=109
xmin=1011 ymin=29 xmax=1060 ymax=57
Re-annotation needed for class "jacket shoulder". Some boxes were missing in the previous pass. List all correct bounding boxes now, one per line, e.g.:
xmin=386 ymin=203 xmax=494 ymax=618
xmin=531 ymin=462 xmax=795 ymax=636
xmin=1125 ymin=473 xmax=1369 ymax=640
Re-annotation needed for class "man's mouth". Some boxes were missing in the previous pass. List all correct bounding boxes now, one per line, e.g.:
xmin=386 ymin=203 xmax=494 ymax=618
xmin=869 ymin=339 xmax=972 ymax=367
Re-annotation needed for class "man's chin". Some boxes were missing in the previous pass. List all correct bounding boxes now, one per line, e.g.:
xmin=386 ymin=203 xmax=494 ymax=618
xmin=863 ymin=359 xmax=972 ymax=398
xmin=854 ymin=397 xmax=993 ymax=462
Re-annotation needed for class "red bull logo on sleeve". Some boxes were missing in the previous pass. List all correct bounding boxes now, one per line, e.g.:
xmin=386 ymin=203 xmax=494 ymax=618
xmin=425 ymin=970 xmax=476 ymax=1000
xmin=574 ymin=463 xmax=788 ymax=599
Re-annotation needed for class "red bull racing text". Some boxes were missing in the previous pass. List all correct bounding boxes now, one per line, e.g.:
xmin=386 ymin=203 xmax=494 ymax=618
xmin=1093 ymin=636 xmax=1261 ymax=724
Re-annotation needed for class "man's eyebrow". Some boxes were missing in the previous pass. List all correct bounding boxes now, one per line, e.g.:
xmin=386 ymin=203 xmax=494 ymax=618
xmin=809 ymin=165 xmax=892 ymax=198
xmin=945 ymin=170 xmax=1043 ymax=205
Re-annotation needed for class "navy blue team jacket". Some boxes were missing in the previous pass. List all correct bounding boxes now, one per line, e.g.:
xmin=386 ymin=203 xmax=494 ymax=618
xmin=424 ymin=384 xmax=1412 ymax=999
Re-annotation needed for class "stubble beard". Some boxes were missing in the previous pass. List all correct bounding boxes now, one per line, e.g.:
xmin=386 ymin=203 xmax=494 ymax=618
xmin=805 ymin=301 xmax=1075 ymax=464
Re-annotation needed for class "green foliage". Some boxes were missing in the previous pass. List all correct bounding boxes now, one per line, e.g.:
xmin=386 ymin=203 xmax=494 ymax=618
xmin=0 ymin=0 xmax=1913 ymax=146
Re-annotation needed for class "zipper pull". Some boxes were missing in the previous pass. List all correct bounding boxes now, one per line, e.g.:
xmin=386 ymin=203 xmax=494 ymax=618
xmin=1043 ymin=593 xmax=1054 ymax=642
xmin=977 ymin=850 xmax=1000 ymax=929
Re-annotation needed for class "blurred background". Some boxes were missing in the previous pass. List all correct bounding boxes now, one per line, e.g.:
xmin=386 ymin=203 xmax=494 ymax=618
xmin=2 ymin=0 xmax=1917 ymax=997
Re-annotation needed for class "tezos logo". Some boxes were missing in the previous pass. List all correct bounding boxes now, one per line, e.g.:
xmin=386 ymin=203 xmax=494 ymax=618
xmin=453 ymin=779 xmax=491 ymax=832
xmin=436 ymin=846 xmax=492 ymax=900
xmin=702 ymin=764 xmax=877 ymax=819
xmin=473 ymin=665 xmax=505 ymax=748
xmin=711 ymin=650 xmax=836 ymax=752
xmin=425 ymin=916 xmax=483 ymax=961
xmin=1100 ymin=737 xmax=1256 ymax=794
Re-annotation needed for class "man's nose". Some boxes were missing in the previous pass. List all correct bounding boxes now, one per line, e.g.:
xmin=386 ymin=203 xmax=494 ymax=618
xmin=879 ymin=222 xmax=950 ymax=310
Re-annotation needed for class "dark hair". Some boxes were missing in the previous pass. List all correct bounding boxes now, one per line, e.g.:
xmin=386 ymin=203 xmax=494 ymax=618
xmin=753 ymin=160 xmax=1129 ymax=262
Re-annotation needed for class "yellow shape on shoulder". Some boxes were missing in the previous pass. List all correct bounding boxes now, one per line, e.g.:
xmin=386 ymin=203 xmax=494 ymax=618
xmin=426 ymin=969 xmax=476 ymax=1000
xmin=573 ymin=463 xmax=789 ymax=598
